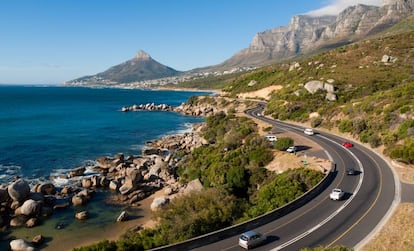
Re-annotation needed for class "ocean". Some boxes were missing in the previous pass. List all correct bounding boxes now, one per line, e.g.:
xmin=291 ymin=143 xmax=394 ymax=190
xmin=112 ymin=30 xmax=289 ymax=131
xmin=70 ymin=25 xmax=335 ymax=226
xmin=0 ymin=85 xmax=207 ymax=185
xmin=0 ymin=85 xmax=209 ymax=250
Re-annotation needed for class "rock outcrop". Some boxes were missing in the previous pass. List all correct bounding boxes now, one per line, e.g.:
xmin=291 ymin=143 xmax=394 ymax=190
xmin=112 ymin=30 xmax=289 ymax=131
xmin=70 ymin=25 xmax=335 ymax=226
xmin=218 ymin=0 xmax=414 ymax=69
xmin=8 ymin=179 xmax=31 ymax=202
xmin=304 ymin=80 xmax=337 ymax=101
xmin=10 ymin=239 xmax=36 ymax=251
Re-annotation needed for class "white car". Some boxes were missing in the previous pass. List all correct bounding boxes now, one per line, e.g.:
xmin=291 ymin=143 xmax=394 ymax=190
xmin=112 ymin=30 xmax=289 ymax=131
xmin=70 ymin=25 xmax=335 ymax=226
xmin=286 ymin=146 xmax=297 ymax=153
xmin=329 ymin=188 xmax=345 ymax=200
xmin=265 ymin=135 xmax=277 ymax=142
xmin=304 ymin=128 xmax=314 ymax=135
xmin=239 ymin=230 xmax=266 ymax=249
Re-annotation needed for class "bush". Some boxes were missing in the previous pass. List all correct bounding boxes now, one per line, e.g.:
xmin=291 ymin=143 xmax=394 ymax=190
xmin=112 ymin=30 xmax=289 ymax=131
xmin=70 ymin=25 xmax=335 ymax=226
xmin=273 ymin=137 xmax=294 ymax=151
xmin=389 ymin=138 xmax=414 ymax=164
xmin=311 ymin=117 xmax=323 ymax=128
xmin=397 ymin=119 xmax=414 ymax=140
xmin=339 ymin=119 xmax=353 ymax=133
xmin=248 ymin=168 xmax=324 ymax=217
xmin=368 ymin=134 xmax=382 ymax=148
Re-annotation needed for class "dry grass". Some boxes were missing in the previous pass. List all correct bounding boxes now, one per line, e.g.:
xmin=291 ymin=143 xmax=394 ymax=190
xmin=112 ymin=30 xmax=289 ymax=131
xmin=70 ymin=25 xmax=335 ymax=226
xmin=361 ymin=203 xmax=414 ymax=251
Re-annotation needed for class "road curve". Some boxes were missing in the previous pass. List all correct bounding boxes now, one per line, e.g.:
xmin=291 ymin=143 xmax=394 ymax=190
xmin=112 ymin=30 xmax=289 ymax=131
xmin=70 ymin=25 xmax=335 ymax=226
xmin=195 ymin=107 xmax=399 ymax=251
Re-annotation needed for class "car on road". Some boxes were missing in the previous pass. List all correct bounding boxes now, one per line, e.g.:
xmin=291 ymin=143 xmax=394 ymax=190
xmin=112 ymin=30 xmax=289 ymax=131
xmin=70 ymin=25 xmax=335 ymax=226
xmin=286 ymin=146 xmax=297 ymax=153
xmin=342 ymin=141 xmax=353 ymax=148
xmin=330 ymin=188 xmax=345 ymax=200
xmin=304 ymin=128 xmax=314 ymax=135
xmin=346 ymin=167 xmax=356 ymax=175
xmin=239 ymin=230 xmax=266 ymax=249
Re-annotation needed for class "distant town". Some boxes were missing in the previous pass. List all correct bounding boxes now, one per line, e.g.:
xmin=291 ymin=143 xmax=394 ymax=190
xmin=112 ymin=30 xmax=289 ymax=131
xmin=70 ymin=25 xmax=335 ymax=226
xmin=64 ymin=66 xmax=256 ymax=89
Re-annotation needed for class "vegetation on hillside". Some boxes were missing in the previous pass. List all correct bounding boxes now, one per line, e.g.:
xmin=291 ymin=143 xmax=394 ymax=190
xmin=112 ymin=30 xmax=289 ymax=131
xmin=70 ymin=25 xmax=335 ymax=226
xmin=74 ymin=112 xmax=324 ymax=251
xmin=179 ymin=23 xmax=414 ymax=164
xmin=74 ymin=13 xmax=414 ymax=251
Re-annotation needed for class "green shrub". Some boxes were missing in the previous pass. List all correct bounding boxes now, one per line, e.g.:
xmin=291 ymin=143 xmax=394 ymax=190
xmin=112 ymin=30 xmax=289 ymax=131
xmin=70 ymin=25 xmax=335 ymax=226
xmin=368 ymin=133 xmax=382 ymax=148
xmin=397 ymin=119 xmax=414 ymax=139
xmin=381 ymin=131 xmax=398 ymax=146
xmin=273 ymin=137 xmax=294 ymax=151
xmin=311 ymin=117 xmax=323 ymax=128
xmin=389 ymin=138 xmax=414 ymax=164
xmin=248 ymin=168 xmax=324 ymax=217
xmin=263 ymin=126 xmax=272 ymax=132
xmin=339 ymin=119 xmax=353 ymax=133
xmin=352 ymin=118 xmax=367 ymax=134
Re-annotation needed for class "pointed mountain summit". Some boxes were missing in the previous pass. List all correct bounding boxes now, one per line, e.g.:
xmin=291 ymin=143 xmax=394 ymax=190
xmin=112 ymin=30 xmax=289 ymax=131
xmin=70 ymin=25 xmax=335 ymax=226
xmin=68 ymin=50 xmax=181 ymax=85
xmin=134 ymin=50 xmax=151 ymax=60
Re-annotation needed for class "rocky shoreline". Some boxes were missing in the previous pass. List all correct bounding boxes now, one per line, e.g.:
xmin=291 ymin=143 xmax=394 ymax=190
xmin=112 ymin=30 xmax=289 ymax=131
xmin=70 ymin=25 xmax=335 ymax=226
xmin=1 ymin=101 xmax=216 ymax=251
xmin=121 ymin=102 xmax=217 ymax=117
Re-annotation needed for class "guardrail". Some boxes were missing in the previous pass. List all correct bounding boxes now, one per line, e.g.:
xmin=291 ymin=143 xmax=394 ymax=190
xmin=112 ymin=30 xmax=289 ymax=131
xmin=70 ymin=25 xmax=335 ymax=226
xmin=150 ymin=167 xmax=336 ymax=251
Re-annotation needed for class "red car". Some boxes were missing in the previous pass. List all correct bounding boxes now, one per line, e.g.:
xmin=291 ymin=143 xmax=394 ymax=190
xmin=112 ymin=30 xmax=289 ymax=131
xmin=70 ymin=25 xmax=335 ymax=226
xmin=342 ymin=141 xmax=353 ymax=148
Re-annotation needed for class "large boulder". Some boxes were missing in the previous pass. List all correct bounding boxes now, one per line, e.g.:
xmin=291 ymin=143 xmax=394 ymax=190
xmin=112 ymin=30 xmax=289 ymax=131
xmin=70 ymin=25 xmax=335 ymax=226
xmin=150 ymin=197 xmax=169 ymax=211
xmin=81 ymin=178 xmax=92 ymax=188
xmin=72 ymin=195 xmax=88 ymax=206
xmin=116 ymin=211 xmax=128 ymax=222
xmin=0 ymin=185 xmax=10 ymax=203
xmin=109 ymin=180 xmax=119 ymax=191
xmin=15 ymin=199 xmax=41 ymax=216
xmin=304 ymin=80 xmax=324 ymax=94
xmin=183 ymin=179 xmax=204 ymax=194
xmin=126 ymin=168 xmax=143 ymax=184
xmin=31 ymin=235 xmax=44 ymax=246
xmin=75 ymin=211 xmax=89 ymax=220
xmin=25 ymin=217 xmax=39 ymax=228
xmin=8 ymin=179 xmax=30 ymax=202
xmin=37 ymin=183 xmax=56 ymax=195
xmin=96 ymin=157 xmax=114 ymax=169
xmin=69 ymin=166 xmax=86 ymax=178
xmin=10 ymin=215 xmax=29 ymax=227
xmin=10 ymin=239 xmax=36 ymax=251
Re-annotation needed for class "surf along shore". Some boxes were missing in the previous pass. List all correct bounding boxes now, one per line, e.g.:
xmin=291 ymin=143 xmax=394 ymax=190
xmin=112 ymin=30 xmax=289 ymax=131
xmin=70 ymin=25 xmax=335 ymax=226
xmin=6 ymin=84 xmax=408 ymax=251
xmin=0 ymin=86 xmax=334 ymax=251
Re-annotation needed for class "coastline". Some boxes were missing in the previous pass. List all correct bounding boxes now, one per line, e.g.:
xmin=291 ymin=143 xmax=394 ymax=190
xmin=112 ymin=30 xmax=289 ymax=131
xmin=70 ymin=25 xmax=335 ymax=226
xmin=0 ymin=86 xmax=209 ymax=251
xmin=47 ymin=191 xmax=158 ymax=251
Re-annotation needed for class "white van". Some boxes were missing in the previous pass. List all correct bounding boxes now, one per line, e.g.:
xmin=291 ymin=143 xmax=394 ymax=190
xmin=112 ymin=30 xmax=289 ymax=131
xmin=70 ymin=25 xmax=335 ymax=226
xmin=265 ymin=135 xmax=277 ymax=141
xmin=304 ymin=128 xmax=314 ymax=135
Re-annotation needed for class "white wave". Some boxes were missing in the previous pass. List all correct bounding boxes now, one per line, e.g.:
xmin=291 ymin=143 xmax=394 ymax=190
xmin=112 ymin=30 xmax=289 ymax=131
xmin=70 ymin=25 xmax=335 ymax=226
xmin=171 ymin=122 xmax=195 ymax=135
xmin=0 ymin=164 xmax=22 ymax=183
xmin=52 ymin=176 xmax=70 ymax=186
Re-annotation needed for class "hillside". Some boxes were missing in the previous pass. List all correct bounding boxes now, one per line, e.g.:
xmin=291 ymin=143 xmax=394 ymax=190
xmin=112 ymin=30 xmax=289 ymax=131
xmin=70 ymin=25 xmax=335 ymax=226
xmin=179 ymin=15 xmax=414 ymax=165
xmin=67 ymin=50 xmax=181 ymax=85
xmin=207 ymin=0 xmax=414 ymax=71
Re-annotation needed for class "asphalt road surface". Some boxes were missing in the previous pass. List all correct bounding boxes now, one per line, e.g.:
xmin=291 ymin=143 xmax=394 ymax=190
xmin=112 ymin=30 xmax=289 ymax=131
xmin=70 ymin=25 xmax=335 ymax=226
xmin=193 ymin=107 xmax=398 ymax=251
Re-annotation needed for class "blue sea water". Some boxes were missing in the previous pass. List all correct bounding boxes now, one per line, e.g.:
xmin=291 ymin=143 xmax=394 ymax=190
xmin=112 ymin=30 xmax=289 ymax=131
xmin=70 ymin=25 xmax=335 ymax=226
xmin=0 ymin=85 xmax=207 ymax=185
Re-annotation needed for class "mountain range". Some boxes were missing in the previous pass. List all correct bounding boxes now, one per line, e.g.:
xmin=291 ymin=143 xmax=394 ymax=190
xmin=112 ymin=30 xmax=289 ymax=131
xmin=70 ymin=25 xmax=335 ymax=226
xmin=214 ymin=0 xmax=414 ymax=70
xmin=66 ymin=0 xmax=414 ymax=86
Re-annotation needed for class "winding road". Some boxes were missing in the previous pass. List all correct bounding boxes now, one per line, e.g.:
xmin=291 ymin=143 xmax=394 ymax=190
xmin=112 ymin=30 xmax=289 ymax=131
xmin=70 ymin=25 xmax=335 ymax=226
xmin=194 ymin=106 xmax=399 ymax=251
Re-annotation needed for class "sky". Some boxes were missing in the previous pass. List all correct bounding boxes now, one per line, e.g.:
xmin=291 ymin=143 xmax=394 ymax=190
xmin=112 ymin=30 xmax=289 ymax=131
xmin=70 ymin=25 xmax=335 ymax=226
xmin=0 ymin=0 xmax=383 ymax=84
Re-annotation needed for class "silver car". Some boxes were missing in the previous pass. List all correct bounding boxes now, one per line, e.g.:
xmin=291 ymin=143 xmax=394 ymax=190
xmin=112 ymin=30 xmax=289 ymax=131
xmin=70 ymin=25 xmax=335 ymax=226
xmin=238 ymin=230 xmax=266 ymax=249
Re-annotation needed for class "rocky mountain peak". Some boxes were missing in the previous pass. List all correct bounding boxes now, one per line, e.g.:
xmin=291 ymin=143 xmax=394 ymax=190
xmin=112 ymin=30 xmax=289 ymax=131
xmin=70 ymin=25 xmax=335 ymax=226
xmin=134 ymin=50 xmax=151 ymax=61
xmin=215 ymin=0 xmax=414 ymax=70
xmin=384 ymin=0 xmax=414 ymax=9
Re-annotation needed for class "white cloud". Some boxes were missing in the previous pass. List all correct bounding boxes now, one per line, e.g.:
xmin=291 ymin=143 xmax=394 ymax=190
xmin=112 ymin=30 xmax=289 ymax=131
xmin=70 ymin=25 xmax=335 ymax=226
xmin=306 ymin=0 xmax=384 ymax=16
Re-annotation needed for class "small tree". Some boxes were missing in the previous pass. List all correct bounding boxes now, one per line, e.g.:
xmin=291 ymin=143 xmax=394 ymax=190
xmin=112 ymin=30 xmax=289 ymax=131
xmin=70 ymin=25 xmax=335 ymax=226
xmin=273 ymin=137 xmax=294 ymax=151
